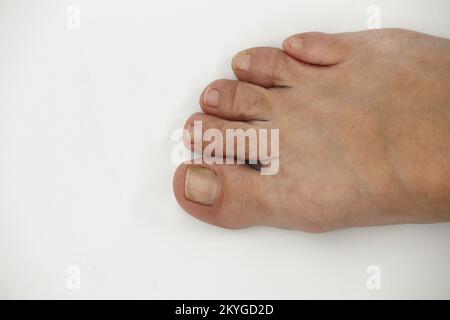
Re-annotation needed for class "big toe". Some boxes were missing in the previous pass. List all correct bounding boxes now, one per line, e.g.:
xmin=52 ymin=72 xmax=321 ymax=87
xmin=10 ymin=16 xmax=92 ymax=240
xmin=173 ymin=163 xmax=276 ymax=229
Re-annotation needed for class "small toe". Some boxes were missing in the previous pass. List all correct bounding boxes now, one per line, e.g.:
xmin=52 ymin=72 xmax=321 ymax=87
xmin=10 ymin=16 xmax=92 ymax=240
xmin=283 ymin=32 xmax=353 ymax=66
xmin=231 ymin=47 xmax=311 ymax=87
xmin=200 ymin=79 xmax=273 ymax=121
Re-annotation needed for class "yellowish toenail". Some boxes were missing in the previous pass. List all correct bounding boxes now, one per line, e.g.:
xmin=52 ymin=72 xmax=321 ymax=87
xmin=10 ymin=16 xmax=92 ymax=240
xmin=204 ymin=87 xmax=220 ymax=107
xmin=232 ymin=52 xmax=251 ymax=71
xmin=185 ymin=165 xmax=220 ymax=206
xmin=287 ymin=37 xmax=304 ymax=50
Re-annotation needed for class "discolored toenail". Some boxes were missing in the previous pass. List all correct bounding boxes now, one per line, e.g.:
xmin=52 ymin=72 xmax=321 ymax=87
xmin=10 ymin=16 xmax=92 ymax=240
xmin=204 ymin=87 xmax=220 ymax=107
xmin=232 ymin=52 xmax=251 ymax=71
xmin=185 ymin=165 xmax=220 ymax=206
xmin=286 ymin=37 xmax=303 ymax=50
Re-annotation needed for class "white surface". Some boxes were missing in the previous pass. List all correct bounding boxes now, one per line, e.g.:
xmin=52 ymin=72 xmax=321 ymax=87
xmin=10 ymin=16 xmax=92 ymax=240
xmin=1 ymin=0 xmax=449 ymax=299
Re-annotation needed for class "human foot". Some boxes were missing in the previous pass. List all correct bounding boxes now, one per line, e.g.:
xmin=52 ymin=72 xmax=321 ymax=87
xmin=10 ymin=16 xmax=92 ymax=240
xmin=173 ymin=29 xmax=450 ymax=232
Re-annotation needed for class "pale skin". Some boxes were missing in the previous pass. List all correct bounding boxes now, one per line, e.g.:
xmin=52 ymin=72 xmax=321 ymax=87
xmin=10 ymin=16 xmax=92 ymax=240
xmin=172 ymin=28 xmax=450 ymax=233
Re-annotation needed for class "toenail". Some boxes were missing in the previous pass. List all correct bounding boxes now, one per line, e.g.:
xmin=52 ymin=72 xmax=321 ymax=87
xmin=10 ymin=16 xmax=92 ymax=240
xmin=204 ymin=87 xmax=220 ymax=107
xmin=287 ymin=37 xmax=303 ymax=50
xmin=185 ymin=165 xmax=220 ymax=206
xmin=232 ymin=52 xmax=251 ymax=71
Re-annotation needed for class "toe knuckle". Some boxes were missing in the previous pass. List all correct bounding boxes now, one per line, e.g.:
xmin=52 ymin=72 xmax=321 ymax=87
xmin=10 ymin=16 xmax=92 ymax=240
xmin=253 ymin=88 xmax=271 ymax=113
xmin=231 ymin=82 xmax=245 ymax=116
xmin=271 ymin=51 xmax=291 ymax=81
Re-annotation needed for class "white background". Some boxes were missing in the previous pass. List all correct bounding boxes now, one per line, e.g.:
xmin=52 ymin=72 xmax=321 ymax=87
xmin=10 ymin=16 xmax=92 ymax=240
xmin=1 ymin=0 xmax=449 ymax=299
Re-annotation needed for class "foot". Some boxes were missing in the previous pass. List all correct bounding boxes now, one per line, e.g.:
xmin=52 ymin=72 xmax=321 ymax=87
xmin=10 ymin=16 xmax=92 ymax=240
xmin=173 ymin=29 xmax=450 ymax=232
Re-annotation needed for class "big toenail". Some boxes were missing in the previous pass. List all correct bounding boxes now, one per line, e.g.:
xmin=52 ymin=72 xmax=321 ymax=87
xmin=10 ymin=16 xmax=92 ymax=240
xmin=233 ymin=53 xmax=251 ymax=71
xmin=185 ymin=165 xmax=220 ymax=206
xmin=287 ymin=37 xmax=303 ymax=50
xmin=204 ymin=88 xmax=220 ymax=107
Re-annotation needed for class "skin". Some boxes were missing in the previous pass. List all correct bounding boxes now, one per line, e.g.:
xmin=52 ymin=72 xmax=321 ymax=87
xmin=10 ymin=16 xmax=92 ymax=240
xmin=173 ymin=28 xmax=450 ymax=233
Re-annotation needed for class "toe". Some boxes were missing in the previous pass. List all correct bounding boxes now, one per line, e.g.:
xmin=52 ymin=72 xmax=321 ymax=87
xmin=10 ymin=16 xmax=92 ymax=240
xmin=173 ymin=163 xmax=275 ymax=228
xmin=231 ymin=47 xmax=310 ymax=87
xmin=183 ymin=113 xmax=277 ymax=163
xmin=282 ymin=32 xmax=353 ymax=66
xmin=200 ymin=79 xmax=272 ymax=121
